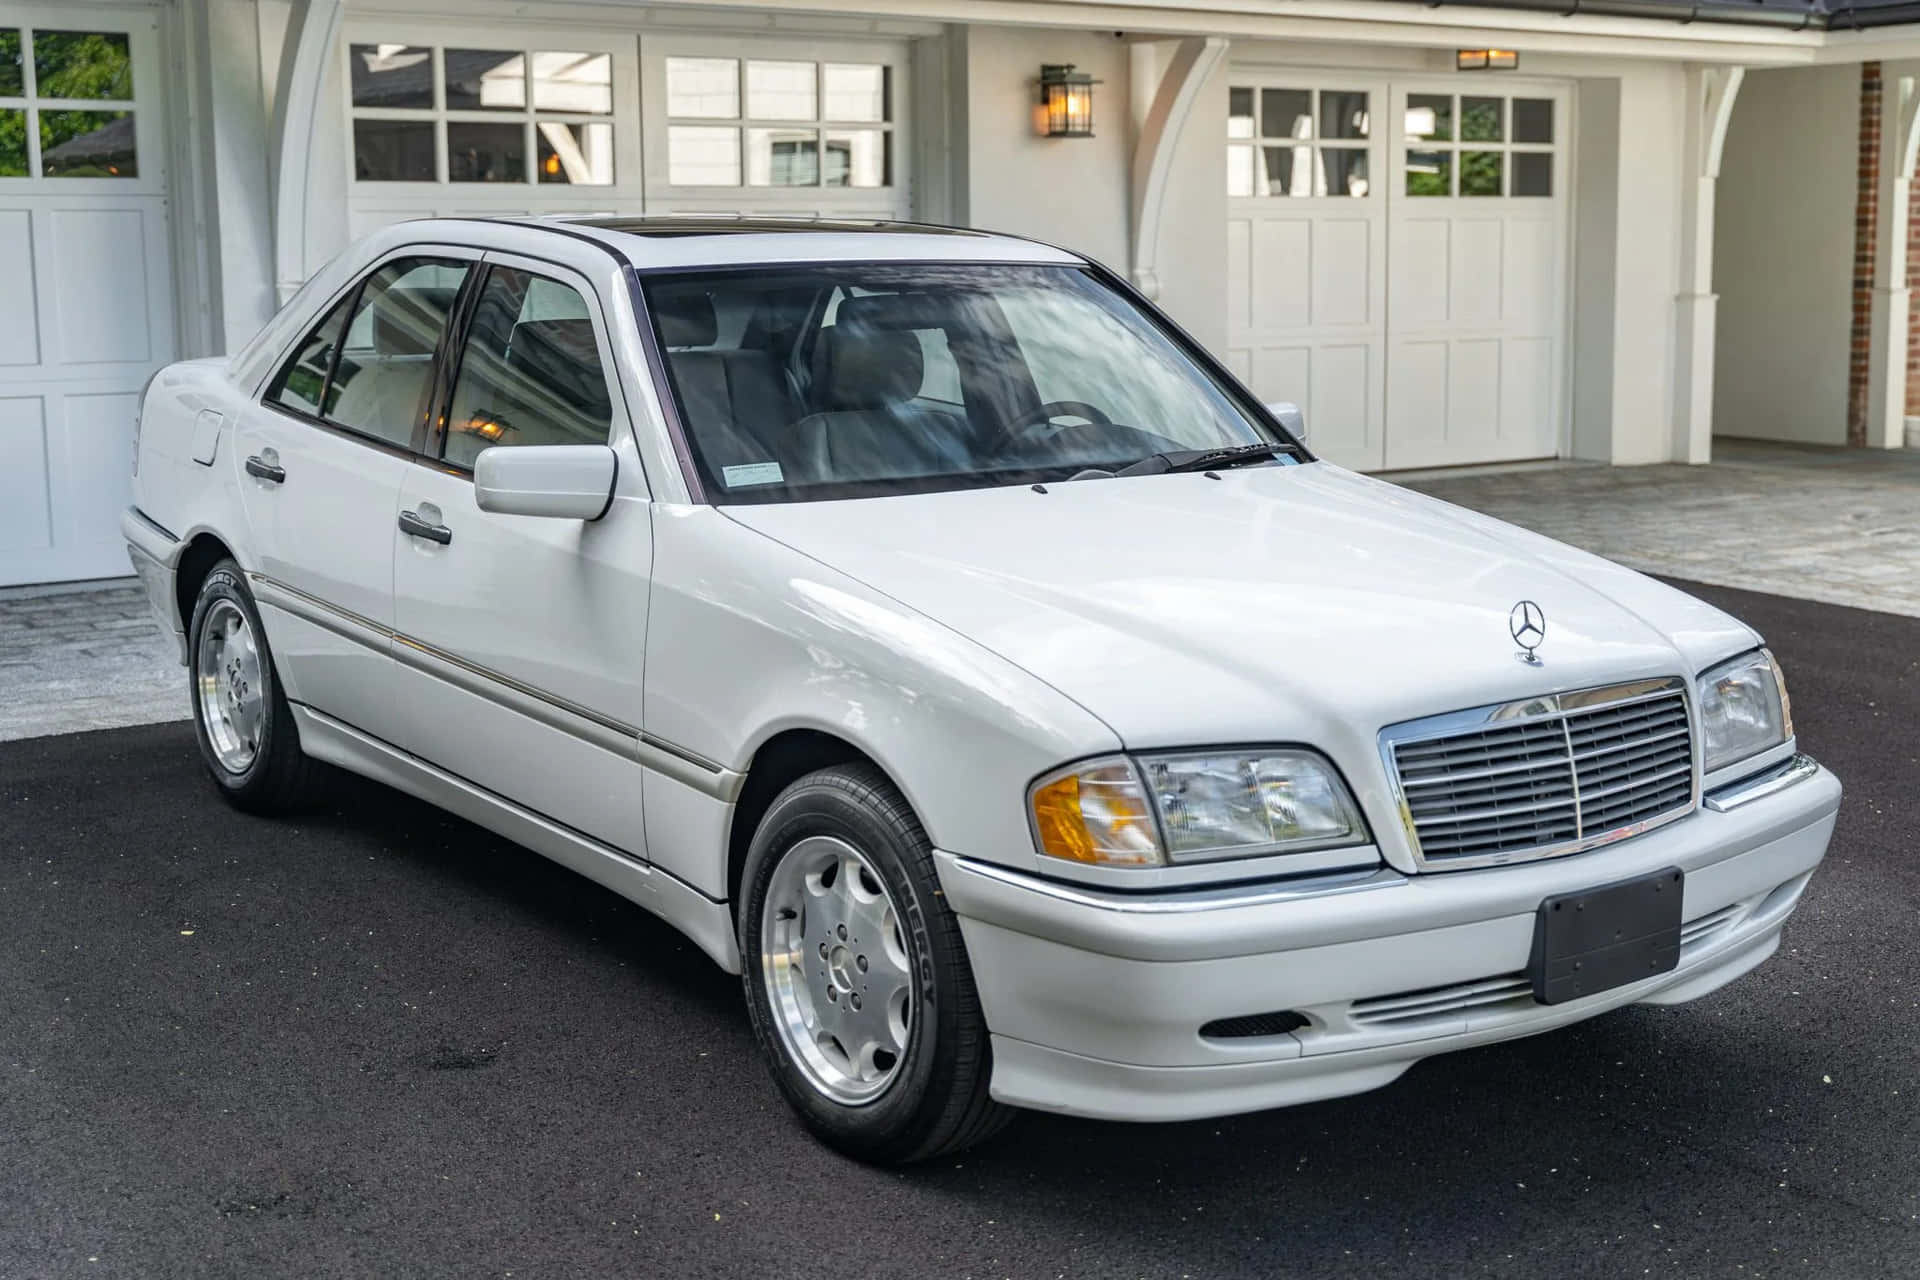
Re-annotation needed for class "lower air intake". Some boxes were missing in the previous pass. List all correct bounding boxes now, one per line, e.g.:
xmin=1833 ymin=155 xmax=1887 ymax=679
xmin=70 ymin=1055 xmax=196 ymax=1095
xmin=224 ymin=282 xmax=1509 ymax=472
xmin=1200 ymin=1011 xmax=1310 ymax=1040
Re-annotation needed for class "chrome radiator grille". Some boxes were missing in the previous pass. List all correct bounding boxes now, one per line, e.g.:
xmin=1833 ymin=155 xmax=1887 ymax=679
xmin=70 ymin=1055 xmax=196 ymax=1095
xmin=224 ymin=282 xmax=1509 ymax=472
xmin=1383 ymin=679 xmax=1696 ymax=869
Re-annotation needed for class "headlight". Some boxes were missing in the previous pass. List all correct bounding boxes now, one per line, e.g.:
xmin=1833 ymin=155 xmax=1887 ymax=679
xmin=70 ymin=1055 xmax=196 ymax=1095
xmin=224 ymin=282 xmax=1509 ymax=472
xmin=1697 ymin=648 xmax=1792 ymax=774
xmin=1029 ymin=748 xmax=1366 ymax=867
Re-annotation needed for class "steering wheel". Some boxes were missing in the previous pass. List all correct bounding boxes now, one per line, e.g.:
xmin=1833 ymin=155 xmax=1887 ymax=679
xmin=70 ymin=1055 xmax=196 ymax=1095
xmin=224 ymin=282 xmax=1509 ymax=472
xmin=1000 ymin=400 xmax=1113 ymax=448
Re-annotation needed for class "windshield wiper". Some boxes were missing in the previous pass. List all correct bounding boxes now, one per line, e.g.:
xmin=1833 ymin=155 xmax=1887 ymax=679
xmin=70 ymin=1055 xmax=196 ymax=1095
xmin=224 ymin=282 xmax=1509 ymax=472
xmin=1114 ymin=442 xmax=1285 ymax=477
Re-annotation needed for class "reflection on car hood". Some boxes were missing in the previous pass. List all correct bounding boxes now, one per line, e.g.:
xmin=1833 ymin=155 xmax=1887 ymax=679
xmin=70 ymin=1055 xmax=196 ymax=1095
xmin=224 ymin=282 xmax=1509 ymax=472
xmin=722 ymin=463 xmax=1758 ymax=751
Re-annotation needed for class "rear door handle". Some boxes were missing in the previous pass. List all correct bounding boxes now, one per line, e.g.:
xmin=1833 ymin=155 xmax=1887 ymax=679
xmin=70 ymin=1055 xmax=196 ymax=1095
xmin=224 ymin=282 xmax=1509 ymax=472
xmin=398 ymin=509 xmax=453 ymax=545
xmin=244 ymin=454 xmax=285 ymax=484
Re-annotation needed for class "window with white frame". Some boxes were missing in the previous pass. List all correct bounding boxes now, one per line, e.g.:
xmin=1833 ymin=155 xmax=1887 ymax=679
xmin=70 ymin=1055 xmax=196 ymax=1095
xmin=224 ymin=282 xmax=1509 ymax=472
xmin=1402 ymin=93 xmax=1554 ymax=198
xmin=662 ymin=56 xmax=893 ymax=190
xmin=1226 ymin=85 xmax=1370 ymax=199
xmin=0 ymin=26 xmax=138 ymax=179
xmin=349 ymin=43 xmax=616 ymax=185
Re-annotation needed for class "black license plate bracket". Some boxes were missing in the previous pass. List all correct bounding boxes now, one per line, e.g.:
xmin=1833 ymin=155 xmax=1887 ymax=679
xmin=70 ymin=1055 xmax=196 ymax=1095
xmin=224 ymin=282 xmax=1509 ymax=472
xmin=1529 ymin=866 xmax=1684 ymax=1005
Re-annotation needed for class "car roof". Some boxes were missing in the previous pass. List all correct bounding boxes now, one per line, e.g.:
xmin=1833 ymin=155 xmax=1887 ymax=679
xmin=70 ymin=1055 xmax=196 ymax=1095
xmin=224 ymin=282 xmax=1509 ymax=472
xmin=496 ymin=215 xmax=1087 ymax=270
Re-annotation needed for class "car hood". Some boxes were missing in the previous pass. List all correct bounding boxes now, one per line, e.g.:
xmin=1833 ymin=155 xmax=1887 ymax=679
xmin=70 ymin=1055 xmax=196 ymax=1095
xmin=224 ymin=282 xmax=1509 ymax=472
xmin=722 ymin=463 xmax=1758 ymax=754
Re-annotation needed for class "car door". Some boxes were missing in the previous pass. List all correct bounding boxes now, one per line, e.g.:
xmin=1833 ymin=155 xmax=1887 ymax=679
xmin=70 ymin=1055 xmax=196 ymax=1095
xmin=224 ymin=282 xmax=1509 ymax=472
xmin=386 ymin=253 xmax=654 ymax=855
xmin=234 ymin=251 xmax=478 ymax=744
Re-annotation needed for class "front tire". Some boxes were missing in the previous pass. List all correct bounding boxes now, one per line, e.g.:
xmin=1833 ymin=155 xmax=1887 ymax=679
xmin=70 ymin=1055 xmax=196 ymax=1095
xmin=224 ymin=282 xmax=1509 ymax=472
xmin=187 ymin=559 xmax=321 ymax=813
xmin=739 ymin=764 xmax=1012 ymax=1163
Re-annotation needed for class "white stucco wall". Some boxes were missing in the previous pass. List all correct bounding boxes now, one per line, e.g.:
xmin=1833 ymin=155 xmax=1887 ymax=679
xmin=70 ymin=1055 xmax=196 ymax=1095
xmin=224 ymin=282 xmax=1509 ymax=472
xmin=957 ymin=26 xmax=1135 ymax=278
xmin=1713 ymin=64 xmax=1856 ymax=446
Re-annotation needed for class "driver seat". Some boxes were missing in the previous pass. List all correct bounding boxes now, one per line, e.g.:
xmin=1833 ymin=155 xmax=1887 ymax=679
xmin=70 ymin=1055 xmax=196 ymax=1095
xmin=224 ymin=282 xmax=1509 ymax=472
xmin=790 ymin=310 xmax=969 ymax=483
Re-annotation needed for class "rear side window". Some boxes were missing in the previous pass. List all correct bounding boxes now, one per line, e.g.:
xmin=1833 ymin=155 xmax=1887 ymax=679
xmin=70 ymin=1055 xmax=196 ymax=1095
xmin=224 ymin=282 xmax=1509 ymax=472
xmin=265 ymin=294 xmax=351 ymax=417
xmin=264 ymin=256 xmax=472 ymax=450
xmin=441 ymin=267 xmax=614 ymax=469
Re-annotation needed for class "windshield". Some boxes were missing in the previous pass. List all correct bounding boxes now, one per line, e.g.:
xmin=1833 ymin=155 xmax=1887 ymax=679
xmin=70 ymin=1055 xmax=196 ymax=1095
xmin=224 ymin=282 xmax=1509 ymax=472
xmin=641 ymin=263 xmax=1296 ymax=503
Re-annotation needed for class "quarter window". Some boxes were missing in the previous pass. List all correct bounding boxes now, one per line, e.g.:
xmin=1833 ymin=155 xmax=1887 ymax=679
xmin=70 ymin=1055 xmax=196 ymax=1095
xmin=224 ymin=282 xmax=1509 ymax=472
xmin=265 ymin=257 xmax=472 ymax=450
xmin=442 ymin=267 xmax=614 ymax=468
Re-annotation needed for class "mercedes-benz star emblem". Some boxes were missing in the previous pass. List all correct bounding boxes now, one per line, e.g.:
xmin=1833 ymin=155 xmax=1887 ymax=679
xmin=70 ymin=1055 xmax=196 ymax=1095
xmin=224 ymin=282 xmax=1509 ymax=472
xmin=1510 ymin=600 xmax=1547 ymax=664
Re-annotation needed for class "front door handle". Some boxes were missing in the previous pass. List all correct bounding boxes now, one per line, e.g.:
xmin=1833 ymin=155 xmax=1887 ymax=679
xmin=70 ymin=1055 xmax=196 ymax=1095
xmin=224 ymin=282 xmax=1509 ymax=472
xmin=398 ymin=509 xmax=453 ymax=546
xmin=244 ymin=454 xmax=285 ymax=484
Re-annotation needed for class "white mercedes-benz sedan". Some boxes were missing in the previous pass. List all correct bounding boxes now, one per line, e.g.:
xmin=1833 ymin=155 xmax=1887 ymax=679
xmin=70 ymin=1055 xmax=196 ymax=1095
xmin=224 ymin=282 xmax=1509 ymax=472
xmin=125 ymin=216 xmax=1840 ymax=1163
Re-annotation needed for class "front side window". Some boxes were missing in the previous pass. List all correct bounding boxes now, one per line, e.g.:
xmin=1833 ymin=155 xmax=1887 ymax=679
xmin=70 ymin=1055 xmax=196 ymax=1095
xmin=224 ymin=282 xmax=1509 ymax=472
xmin=644 ymin=263 xmax=1288 ymax=504
xmin=442 ymin=266 xmax=614 ymax=468
xmin=264 ymin=256 xmax=471 ymax=449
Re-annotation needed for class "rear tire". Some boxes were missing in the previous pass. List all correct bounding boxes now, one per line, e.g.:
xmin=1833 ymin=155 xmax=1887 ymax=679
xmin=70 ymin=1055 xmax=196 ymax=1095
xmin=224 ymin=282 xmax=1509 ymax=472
xmin=186 ymin=559 xmax=323 ymax=814
xmin=739 ymin=763 xmax=1013 ymax=1164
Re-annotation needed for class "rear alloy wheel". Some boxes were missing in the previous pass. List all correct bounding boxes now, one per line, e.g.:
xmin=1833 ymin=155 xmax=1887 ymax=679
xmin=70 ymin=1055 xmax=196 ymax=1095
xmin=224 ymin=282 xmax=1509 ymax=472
xmin=187 ymin=560 xmax=322 ymax=813
xmin=740 ymin=763 xmax=1012 ymax=1163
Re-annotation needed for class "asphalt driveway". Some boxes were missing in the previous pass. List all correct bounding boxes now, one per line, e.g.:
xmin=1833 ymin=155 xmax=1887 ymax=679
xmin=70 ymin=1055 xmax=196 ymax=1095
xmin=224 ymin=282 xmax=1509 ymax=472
xmin=1 ymin=579 xmax=1913 ymax=1278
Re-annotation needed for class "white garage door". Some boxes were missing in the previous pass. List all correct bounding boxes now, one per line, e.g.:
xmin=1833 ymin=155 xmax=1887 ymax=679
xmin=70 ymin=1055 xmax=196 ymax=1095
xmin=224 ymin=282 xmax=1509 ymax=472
xmin=341 ymin=26 xmax=911 ymax=240
xmin=0 ymin=13 xmax=176 ymax=587
xmin=1225 ymin=74 xmax=1568 ymax=472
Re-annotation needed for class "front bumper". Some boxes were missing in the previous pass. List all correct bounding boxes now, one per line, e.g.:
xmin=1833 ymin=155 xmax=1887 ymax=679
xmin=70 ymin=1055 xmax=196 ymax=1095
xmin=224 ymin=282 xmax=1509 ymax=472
xmin=938 ymin=755 xmax=1840 ymax=1123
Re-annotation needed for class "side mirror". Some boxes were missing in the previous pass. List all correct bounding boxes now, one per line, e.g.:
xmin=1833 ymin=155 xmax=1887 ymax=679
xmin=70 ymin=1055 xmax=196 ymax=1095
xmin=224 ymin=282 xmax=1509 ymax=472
xmin=474 ymin=445 xmax=618 ymax=520
xmin=1266 ymin=401 xmax=1307 ymax=443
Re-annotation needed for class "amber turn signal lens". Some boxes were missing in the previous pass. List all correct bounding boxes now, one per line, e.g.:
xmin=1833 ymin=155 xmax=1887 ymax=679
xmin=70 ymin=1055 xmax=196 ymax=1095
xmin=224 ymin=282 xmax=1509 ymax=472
xmin=1030 ymin=760 xmax=1163 ymax=866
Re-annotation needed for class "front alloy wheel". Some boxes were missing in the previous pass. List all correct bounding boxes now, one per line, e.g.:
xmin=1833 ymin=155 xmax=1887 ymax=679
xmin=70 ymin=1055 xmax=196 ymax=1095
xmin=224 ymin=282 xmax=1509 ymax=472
xmin=761 ymin=835 xmax=915 ymax=1104
xmin=740 ymin=763 xmax=1012 ymax=1163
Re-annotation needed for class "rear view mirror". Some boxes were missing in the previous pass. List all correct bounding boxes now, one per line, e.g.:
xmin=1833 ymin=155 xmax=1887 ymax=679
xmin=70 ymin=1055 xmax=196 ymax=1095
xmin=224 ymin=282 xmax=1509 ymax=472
xmin=474 ymin=445 xmax=617 ymax=520
xmin=1266 ymin=401 xmax=1307 ymax=443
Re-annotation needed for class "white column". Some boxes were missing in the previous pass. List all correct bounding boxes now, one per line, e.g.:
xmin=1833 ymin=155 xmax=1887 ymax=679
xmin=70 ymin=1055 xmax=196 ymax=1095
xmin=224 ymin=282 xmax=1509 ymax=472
xmin=270 ymin=0 xmax=344 ymax=304
xmin=1868 ymin=67 xmax=1920 ymax=450
xmin=1127 ymin=36 xmax=1228 ymax=302
xmin=1672 ymin=65 xmax=1742 ymax=465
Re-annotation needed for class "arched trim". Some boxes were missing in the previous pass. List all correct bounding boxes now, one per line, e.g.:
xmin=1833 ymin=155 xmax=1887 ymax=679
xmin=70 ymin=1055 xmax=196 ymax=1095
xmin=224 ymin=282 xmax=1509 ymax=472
xmin=1700 ymin=65 xmax=1744 ymax=179
xmin=1129 ymin=36 xmax=1228 ymax=301
xmin=270 ymin=0 xmax=345 ymax=304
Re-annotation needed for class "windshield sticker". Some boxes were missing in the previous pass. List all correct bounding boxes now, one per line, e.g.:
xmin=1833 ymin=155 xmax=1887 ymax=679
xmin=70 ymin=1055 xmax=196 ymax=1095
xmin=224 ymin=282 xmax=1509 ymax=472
xmin=723 ymin=462 xmax=785 ymax=488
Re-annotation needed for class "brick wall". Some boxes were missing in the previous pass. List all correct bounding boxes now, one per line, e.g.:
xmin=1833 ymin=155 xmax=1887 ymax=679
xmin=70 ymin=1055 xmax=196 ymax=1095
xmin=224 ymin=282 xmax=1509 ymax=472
xmin=1848 ymin=61 xmax=1881 ymax=448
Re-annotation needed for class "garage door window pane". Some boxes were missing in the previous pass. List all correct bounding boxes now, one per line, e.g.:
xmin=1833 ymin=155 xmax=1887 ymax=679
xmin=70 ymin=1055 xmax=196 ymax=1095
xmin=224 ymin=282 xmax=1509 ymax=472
xmin=747 ymin=60 xmax=815 ymax=121
xmin=1262 ymin=145 xmax=1299 ymax=196
xmin=1406 ymin=150 xmax=1449 ymax=196
xmin=354 ymin=119 xmax=435 ymax=181
xmin=0 ymin=31 xmax=22 ymax=96
xmin=1321 ymin=147 xmax=1368 ymax=197
xmin=445 ymin=267 xmax=612 ymax=467
xmin=40 ymin=110 xmax=135 ymax=177
xmin=34 ymin=31 xmax=132 ymax=100
xmin=445 ymin=50 xmax=524 ymax=110
xmin=1461 ymin=96 xmax=1503 ymax=143
xmin=1227 ymin=143 xmax=1254 ymax=196
xmin=667 ymin=57 xmax=738 ymax=118
xmin=824 ymin=128 xmax=887 ymax=187
xmin=1460 ymin=150 xmax=1502 ymax=197
xmin=1319 ymin=91 xmax=1369 ymax=140
xmin=1513 ymin=150 xmax=1552 ymax=197
xmin=351 ymin=44 xmax=432 ymax=109
xmin=1228 ymin=87 xmax=1254 ymax=139
xmin=823 ymin=64 xmax=887 ymax=122
xmin=328 ymin=259 xmax=472 ymax=447
xmin=748 ymin=127 xmax=817 ymax=185
xmin=1261 ymin=88 xmax=1311 ymax=140
xmin=669 ymin=125 xmax=739 ymax=185
xmin=448 ymin=121 xmax=524 ymax=182
xmin=532 ymin=52 xmax=610 ymax=114
xmin=1513 ymin=98 xmax=1553 ymax=144
xmin=1406 ymin=94 xmax=1450 ymax=142
xmin=538 ymin=121 xmax=612 ymax=184
xmin=0 ymin=110 xmax=27 ymax=176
